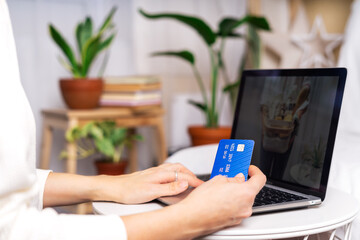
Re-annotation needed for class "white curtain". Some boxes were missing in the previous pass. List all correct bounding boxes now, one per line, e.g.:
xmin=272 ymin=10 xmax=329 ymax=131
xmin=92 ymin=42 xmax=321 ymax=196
xmin=332 ymin=1 xmax=360 ymax=239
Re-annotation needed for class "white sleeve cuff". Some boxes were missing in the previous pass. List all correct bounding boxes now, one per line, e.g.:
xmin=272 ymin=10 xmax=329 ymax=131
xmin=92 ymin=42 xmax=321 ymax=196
xmin=9 ymin=207 xmax=127 ymax=240
xmin=35 ymin=169 xmax=52 ymax=210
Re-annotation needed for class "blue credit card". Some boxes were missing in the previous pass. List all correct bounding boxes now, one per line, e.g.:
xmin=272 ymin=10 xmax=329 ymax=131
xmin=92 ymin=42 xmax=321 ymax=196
xmin=210 ymin=139 xmax=255 ymax=181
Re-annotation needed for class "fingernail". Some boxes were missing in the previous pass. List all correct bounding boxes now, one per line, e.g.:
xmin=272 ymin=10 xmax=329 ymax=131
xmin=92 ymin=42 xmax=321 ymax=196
xmin=238 ymin=173 xmax=245 ymax=178
xmin=179 ymin=181 xmax=188 ymax=188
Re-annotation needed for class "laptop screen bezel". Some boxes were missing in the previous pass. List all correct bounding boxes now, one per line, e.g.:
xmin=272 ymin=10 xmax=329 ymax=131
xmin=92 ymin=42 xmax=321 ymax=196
xmin=230 ymin=68 xmax=347 ymax=201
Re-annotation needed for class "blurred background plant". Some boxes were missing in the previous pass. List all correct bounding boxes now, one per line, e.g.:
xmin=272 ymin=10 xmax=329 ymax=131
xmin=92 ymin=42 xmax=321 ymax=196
xmin=140 ymin=9 xmax=271 ymax=128
xmin=49 ymin=7 xmax=117 ymax=78
xmin=61 ymin=121 xmax=143 ymax=163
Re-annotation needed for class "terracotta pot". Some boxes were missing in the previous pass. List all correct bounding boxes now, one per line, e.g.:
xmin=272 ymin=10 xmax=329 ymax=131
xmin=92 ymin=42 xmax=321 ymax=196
xmin=188 ymin=125 xmax=232 ymax=146
xmin=59 ymin=78 xmax=103 ymax=109
xmin=94 ymin=160 xmax=128 ymax=176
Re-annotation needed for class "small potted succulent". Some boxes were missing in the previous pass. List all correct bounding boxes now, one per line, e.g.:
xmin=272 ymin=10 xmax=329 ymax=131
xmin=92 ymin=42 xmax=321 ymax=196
xmin=62 ymin=121 xmax=142 ymax=175
xmin=49 ymin=7 xmax=117 ymax=109
xmin=139 ymin=9 xmax=270 ymax=146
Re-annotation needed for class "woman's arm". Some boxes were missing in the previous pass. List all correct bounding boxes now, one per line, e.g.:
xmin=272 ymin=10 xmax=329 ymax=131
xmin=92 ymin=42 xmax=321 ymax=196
xmin=43 ymin=163 xmax=203 ymax=207
xmin=43 ymin=164 xmax=266 ymax=239
xmin=122 ymin=165 xmax=266 ymax=240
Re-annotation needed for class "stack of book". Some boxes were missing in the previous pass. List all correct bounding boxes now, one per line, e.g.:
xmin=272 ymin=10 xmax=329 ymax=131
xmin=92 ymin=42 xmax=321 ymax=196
xmin=100 ymin=75 xmax=162 ymax=108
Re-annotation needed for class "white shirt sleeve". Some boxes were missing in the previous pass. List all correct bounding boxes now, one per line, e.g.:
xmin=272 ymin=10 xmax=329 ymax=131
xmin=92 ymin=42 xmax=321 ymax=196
xmin=34 ymin=169 xmax=52 ymax=210
xmin=9 ymin=208 xmax=127 ymax=240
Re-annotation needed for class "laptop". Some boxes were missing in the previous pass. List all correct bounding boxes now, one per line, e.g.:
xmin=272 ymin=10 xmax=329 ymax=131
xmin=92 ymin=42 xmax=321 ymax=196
xmin=159 ymin=68 xmax=347 ymax=214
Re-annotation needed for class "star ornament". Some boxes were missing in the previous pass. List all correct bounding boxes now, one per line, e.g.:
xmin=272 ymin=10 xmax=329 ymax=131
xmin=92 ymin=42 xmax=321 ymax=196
xmin=292 ymin=16 xmax=343 ymax=68
xmin=260 ymin=2 xmax=309 ymax=68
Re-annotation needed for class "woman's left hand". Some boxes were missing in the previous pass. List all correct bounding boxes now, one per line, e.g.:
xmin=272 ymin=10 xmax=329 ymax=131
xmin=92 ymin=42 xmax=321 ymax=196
xmin=91 ymin=163 xmax=203 ymax=204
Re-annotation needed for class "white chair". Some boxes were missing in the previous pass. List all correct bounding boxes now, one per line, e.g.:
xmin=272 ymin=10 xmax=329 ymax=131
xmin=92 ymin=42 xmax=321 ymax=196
xmin=165 ymin=144 xmax=218 ymax=175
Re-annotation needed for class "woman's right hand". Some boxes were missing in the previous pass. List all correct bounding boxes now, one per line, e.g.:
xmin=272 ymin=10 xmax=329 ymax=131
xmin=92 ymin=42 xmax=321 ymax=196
xmin=175 ymin=165 xmax=266 ymax=236
xmin=122 ymin=166 xmax=266 ymax=240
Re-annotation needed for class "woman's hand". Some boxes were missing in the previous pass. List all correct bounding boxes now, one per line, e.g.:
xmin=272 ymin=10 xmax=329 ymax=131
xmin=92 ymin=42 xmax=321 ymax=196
xmin=92 ymin=163 xmax=203 ymax=204
xmin=122 ymin=165 xmax=266 ymax=240
xmin=174 ymin=165 xmax=266 ymax=235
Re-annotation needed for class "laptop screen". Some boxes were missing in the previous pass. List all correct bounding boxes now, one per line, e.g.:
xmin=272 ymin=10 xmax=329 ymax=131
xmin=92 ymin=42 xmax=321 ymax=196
xmin=231 ymin=68 xmax=346 ymax=198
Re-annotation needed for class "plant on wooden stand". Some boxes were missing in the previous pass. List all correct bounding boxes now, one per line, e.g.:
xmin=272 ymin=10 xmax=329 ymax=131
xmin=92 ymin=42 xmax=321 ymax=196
xmin=61 ymin=121 xmax=142 ymax=175
xmin=49 ymin=7 xmax=117 ymax=109
xmin=139 ymin=9 xmax=270 ymax=146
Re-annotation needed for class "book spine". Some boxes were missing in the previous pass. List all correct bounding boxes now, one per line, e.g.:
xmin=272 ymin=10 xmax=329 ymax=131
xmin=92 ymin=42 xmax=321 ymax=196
xmin=103 ymin=83 xmax=161 ymax=92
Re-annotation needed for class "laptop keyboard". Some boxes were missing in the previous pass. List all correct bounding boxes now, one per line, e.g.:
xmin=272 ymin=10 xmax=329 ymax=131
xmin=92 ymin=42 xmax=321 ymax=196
xmin=253 ymin=186 xmax=306 ymax=207
xmin=196 ymin=174 xmax=211 ymax=181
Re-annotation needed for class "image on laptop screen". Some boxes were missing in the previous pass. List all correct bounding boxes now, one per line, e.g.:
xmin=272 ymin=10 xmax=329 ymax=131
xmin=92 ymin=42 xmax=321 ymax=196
xmin=232 ymin=74 xmax=340 ymax=190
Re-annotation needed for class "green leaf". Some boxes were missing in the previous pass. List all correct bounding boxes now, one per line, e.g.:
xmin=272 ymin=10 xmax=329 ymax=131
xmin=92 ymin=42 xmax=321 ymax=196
xmin=248 ymin=24 xmax=261 ymax=68
xmin=49 ymin=24 xmax=79 ymax=74
xmin=80 ymin=122 xmax=95 ymax=137
xmin=139 ymin=9 xmax=216 ymax=46
xmin=111 ymin=128 xmax=127 ymax=145
xmin=65 ymin=127 xmax=81 ymax=142
xmin=76 ymin=17 xmax=93 ymax=54
xmin=98 ymin=34 xmax=116 ymax=53
xmin=217 ymin=32 xmax=245 ymax=38
xmin=89 ymin=124 xmax=104 ymax=140
xmin=81 ymin=35 xmax=101 ymax=77
xmin=132 ymin=134 xmax=143 ymax=141
xmin=58 ymin=56 xmax=74 ymax=73
xmin=95 ymin=138 xmax=114 ymax=157
xmin=99 ymin=7 xmax=117 ymax=33
xmin=98 ymin=121 xmax=116 ymax=137
xmin=217 ymin=15 xmax=270 ymax=37
xmin=223 ymin=80 xmax=240 ymax=93
xmin=152 ymin=50 xmax=195 ymax=65
xmin=188 ymin=100 xmax=207 ymax=113
xmin=59 ymin=150 xmax=68 ymax=159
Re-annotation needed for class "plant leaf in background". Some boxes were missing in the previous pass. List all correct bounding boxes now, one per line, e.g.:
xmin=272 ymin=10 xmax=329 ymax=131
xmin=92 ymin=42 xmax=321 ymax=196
xmin=247 ymin=24 xmax=261 ymax=69
xmin=95 ymin=138 xmax=115 ymax=158
xmin=139 ymin=9 xmax=216 ymax=46
xmin=76 ymin=17 xmax=93 ymax=54
xmin=151 ymin=50 xmax=195 ymax=65
xmin=218 ymin=15 xmax=270 ymax=37
xmin=81 ymin=35 xmax=101 ymax=76
xmin=223 ymin=80 xmax=241 ymax=93
xmin=49 ymin=25 xmax=80 ymax=76
xmin=49 ymin=7 xmax=117 ymax=78
xmin=98 ymin=121 xmax=116 ymax=137
xmin=111 ymin=128 xmax=127 ymax=145
xmin=89 ymin=124 xmax=104 ymax=140
xmin=65 ymin=127 xmax=81 ymax=142
xmin=99 ymin=7 xmax=117 ymax=33
xmin=140 ymin=8 xmax=271 ymax=128
xmin=62 ymin=121 xmax=141 ymax=162
xmin=98 ymin=34 xmax=116 ymax=53
xmin=188 ymin=100 xmax=207 ymax=113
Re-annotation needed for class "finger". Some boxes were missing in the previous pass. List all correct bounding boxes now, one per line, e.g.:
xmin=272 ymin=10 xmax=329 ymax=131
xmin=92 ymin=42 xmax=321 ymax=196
xmin=245 ymin=165 xmax=267 ymax=193
xmin=226 ymin=173 xmax=245 ymax=183
xmin=153 ymin=170 xmax=203 ymax=187
xmin=178 ymin=172 xmax=203 ymax=187
xmin=234 ymin=172 xmax=246 ymax=183
xmin=155 ymin=180 xmax=189 ymax=197
xmin=162 ymin=163 xmax=198 ymax=178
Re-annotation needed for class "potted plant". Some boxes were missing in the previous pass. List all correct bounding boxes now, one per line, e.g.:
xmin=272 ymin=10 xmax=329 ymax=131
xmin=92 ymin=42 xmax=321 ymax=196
xmin=49 ymin=7 xmax=117 ymax=109
xmin=62 ymin=121 xmax=142 ymax=175
xmin=139 ymin=9 xmax=270 ymax=146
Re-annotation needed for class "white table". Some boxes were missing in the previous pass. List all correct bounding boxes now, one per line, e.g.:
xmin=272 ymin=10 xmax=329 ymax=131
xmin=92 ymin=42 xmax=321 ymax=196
xmin=93 ymin=187 xmax=358 ymax=239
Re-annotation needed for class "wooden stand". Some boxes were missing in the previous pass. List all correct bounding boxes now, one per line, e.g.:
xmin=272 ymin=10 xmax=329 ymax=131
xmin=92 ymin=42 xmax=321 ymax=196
xmin=39 ymin=107 xmax=167 ymax=214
